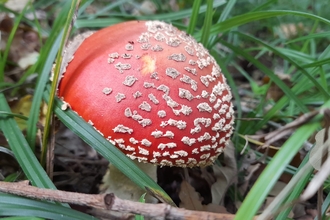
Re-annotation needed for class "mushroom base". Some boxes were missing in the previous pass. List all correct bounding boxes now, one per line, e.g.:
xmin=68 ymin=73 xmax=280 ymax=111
xmin=99 ymin=161 xmax=158 ymax=203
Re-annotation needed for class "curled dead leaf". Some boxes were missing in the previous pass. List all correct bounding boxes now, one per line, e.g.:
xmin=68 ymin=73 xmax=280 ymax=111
xmin=309 ymin=128 xmax=330 ymax=170
xmin=211 ymin=141 xmax=237 ymax=205
xmin=179 ymin=179 xmax=229 ymax=214
xmin=179 ymin=180 xmax=204 ymax=211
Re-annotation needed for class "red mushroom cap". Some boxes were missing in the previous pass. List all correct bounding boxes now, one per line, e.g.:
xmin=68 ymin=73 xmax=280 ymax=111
xmin=58 ymin=20 xmax=234 ymax=167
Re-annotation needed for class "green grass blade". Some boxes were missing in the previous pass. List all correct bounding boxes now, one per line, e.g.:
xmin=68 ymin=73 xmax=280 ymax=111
xmin=248 ymin=69 xmax=329 ymax=134
xmin=200 ymin=0 xmax=213 ymax=47
xmin=319 ymin=192 xmax=330 ymax=219
xmin=75 ymin=17 xmax=128 ymax=28
xmin=235 ymin=102 xmax=330 ymax=220
xmin=26 ymin=32 xmax=63 ymax=151
xmin=0 ymin=94 xmax=55 ymax=189
xmin=0 ymin=3 xmax=28 ymax=82
xmin=300 ymin=20 xmax=319 ymax=55
xmin=0 ymin=217 xmax=44 ymax=220
xmin=219 ymin=39 xmax=309 ymax=113
xmin=275 ymin=48 xmax=316 ymax=62
xmin=0 ymin=111 xmax=28 ymax=120
xmin=195 ymin=10 xmax=330 ymax=40
xmin=218 ymin=0 xmax=236 ymax=22
xmin=207 ymin=0 xmax=237 ymax=47
xmin=272 ymin=153 xmax=313 ymax=219
xmin=75 ymin=1 xmax=226 ymax=29
xmin=286 ymin=31 xmax=330 ymax=44
xmin=0 ymin=193 xmax=95 ymax=220
xmin=135 ymin=193 xmax=146 ymax=220
xmin=235 ymin=32 xmax=330 ymax=99
xmin=26 ymin=1 xmax=72 ymax=150
xmin=41 ymin=0 xmax=80 ymax=166
xmin=81 ymin=0 xmax=131 ymax=20
xmin=43 ymin=87 xmax=174 ymax=206
xmin=249 ymin=97 xmax=292 ymax=135
xmin=302 ymin=57 xmax=330 ymax=68
xmin=250 ymin=0 xmax=277 ymax=12
xmin=186 ymin=0 xmax=202 ymax=35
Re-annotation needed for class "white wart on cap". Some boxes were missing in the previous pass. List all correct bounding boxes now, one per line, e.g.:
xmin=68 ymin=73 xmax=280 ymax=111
xmin=58 ymin=20 xmax=235 ymax=168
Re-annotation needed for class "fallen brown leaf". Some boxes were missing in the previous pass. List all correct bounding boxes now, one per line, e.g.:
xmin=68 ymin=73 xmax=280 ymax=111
xmin=179 ymin=179 xmax=204 ymax=211
xmin=211 ymin=141 xmax=237 ymax=205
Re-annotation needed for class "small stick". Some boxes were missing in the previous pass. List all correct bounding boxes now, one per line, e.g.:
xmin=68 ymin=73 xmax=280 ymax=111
xmin=0 ymin=181 xmax=246 ymax=220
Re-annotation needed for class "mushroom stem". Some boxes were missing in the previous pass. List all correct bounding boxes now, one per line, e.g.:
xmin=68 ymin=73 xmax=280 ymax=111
xmin=100 ymin=161 xmax=158 ymax=203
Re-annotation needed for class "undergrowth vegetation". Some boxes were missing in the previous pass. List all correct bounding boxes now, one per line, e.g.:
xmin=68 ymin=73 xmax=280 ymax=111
xmin=0 ymin=0 xmax=330 ymax=219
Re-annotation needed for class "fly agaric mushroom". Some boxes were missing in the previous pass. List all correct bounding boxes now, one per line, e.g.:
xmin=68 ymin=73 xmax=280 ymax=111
xmin=57 ymin=20 xmax=234 ymax=168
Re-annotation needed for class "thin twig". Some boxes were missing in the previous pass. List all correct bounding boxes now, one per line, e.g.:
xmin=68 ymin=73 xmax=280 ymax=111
xmin=0 ymin=181 xmax=248 ymax=220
